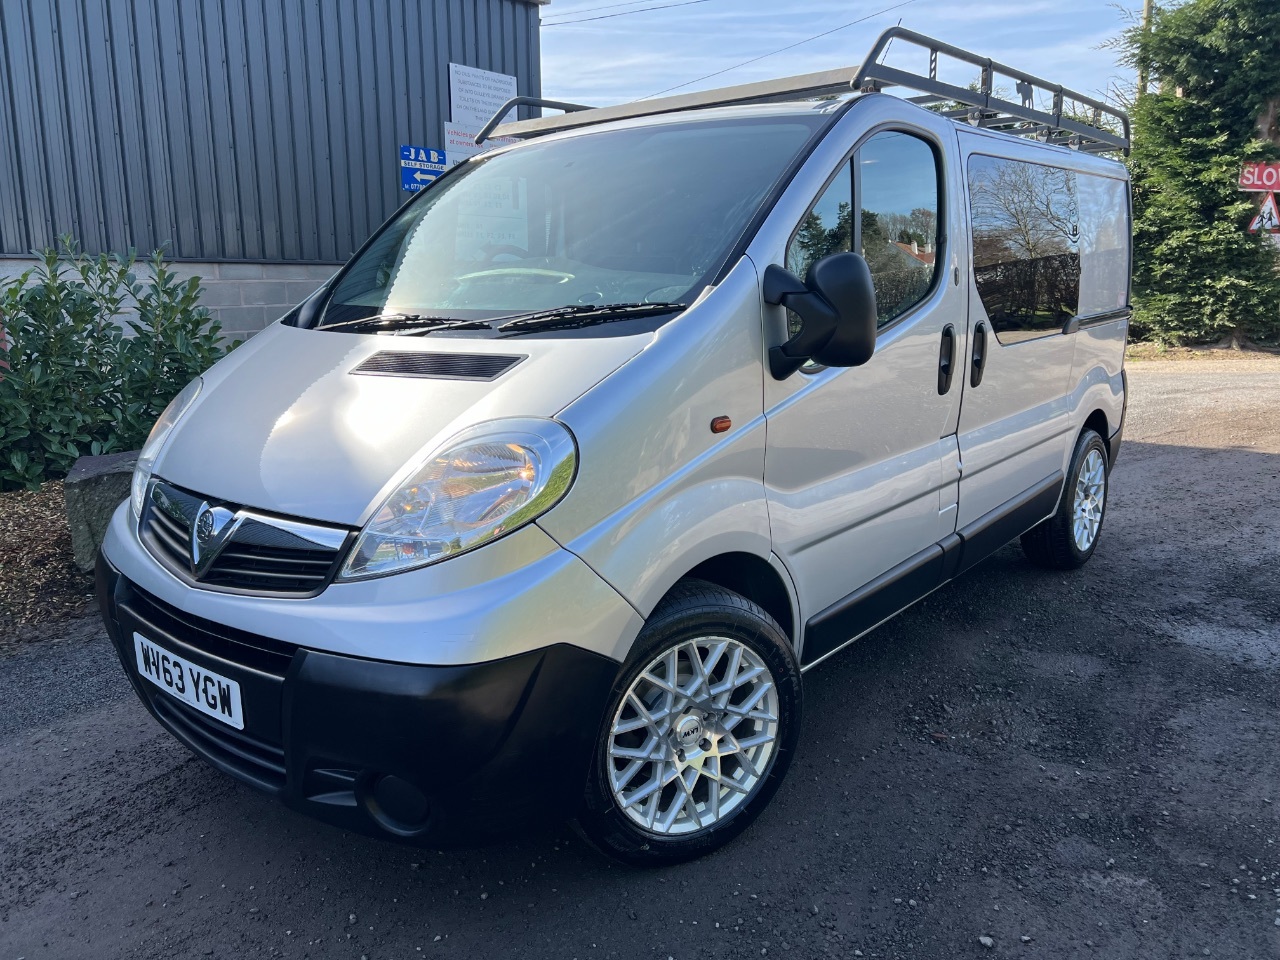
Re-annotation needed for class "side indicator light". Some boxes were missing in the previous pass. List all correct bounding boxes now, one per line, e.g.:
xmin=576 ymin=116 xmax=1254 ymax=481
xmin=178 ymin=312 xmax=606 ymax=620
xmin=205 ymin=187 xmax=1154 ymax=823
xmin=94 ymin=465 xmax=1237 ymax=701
xmin=710 ymin=416 xmax=731 ymax=434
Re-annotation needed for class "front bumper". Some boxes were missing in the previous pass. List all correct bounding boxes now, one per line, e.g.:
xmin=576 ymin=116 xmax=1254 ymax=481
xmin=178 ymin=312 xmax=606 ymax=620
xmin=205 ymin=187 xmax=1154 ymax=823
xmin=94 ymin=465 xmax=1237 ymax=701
xmin=97 ymin=553 xmax=620 ymax=843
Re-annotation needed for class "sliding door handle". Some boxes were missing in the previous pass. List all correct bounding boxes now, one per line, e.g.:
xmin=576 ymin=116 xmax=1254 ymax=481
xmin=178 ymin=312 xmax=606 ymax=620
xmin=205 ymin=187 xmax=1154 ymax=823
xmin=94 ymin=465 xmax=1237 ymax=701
xmin=937 ymin=324 xmax=956 ymax=395
xmin=970 ymin=322 xmax=988 ymax=388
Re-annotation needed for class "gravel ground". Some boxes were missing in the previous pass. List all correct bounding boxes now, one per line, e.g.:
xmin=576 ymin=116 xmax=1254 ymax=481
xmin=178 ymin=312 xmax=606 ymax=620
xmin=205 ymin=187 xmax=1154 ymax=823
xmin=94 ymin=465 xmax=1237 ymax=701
xmin=2 ymin=357 xmax=1279 ymax=960
xmin=0 ymin=481 xmax=96 ymax=645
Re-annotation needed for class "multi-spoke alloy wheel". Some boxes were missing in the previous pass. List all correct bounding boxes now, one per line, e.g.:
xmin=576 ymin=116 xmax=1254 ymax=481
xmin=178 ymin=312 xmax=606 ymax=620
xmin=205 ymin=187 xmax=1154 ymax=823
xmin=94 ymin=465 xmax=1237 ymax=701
xmin=1021 ymin=428 xmax=1110 ymax=570
xmin=608 ymin=637 xmax=780 ymax=836
xmin=1072 ymin=448 xmax=1107 ymax=551
xmin=577 ymin=580 xmax=801 ymax=866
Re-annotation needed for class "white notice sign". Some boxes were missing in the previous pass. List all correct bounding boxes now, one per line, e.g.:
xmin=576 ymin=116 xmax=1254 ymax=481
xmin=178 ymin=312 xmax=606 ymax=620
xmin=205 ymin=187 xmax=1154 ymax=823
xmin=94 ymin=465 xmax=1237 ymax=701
xmin=444 ymin=123 xmax=519 ymax=168
xmin=449 ymin=63 xmax=518 ymax=128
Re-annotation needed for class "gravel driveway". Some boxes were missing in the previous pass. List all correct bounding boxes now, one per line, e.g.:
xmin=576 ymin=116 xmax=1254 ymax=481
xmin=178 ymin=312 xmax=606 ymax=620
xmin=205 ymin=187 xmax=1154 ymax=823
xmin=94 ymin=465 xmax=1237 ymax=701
xmin=3 ymin=357 xmax=1279 ymax=960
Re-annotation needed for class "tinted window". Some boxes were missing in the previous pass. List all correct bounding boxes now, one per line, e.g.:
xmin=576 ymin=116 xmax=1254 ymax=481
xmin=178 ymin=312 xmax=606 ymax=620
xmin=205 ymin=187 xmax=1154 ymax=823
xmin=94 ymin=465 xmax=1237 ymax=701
xmin=320 ymin=116 xmax=826 ymax=334
xmin=786 ymin=130 xmax=940 ymax=330
xmin=968 ymin=155 xmax=1082 ymax=343
xmin=1076 ymin=174 xmax=1131 ymax=317
xmin=787 ymin=168 xmax=852 ymax=277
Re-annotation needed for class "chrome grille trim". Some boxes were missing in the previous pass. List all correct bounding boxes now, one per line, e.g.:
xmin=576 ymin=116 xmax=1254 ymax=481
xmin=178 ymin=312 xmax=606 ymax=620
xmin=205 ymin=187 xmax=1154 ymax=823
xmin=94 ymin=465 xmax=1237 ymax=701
xmin=139 ymin=479 xmax=353 ymax=597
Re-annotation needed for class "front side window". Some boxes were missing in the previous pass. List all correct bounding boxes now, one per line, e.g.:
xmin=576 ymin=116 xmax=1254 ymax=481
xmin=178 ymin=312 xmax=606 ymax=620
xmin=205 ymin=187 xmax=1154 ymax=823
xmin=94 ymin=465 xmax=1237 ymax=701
xmin=968 ymin=155 xmax=1082 ymax=343
xmin=318 ymin=116 xmax=827 ymax=335
xmin=786 ymin=130 xmax=941 ymax=329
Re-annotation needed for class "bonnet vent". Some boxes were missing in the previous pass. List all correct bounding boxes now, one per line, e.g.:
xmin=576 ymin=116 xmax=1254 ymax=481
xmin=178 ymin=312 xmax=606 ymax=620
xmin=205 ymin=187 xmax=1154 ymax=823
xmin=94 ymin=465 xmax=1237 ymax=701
xmin=351 ymin=351 xmax=525 ymax=381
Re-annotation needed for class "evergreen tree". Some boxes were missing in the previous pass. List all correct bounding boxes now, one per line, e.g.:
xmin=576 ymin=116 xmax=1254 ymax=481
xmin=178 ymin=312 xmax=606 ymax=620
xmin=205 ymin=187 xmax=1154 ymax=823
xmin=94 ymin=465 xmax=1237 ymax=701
xmin=1120 ymin=0 xmax=1280 ymax=345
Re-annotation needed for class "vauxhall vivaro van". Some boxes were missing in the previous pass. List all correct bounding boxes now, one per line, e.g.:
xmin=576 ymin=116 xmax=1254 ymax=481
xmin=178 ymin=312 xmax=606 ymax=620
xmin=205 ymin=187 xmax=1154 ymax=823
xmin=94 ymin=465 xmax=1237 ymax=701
xmin=97 ymin=29 xmax=1131 ymax=864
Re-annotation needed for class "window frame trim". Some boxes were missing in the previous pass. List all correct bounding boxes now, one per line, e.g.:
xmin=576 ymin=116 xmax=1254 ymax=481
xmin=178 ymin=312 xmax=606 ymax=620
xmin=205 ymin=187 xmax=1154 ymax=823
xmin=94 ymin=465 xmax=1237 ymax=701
xmin=782 ymin=121 xmax=949 ymax=354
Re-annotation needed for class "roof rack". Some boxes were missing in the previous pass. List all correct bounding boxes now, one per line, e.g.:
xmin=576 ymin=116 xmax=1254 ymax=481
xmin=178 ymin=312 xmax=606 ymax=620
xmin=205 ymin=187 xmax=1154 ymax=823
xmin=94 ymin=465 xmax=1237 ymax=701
xmin=474 ymin=95 xmax=593 ymax=145
xmin=485 ymin=27 xmax=1129 ymax=155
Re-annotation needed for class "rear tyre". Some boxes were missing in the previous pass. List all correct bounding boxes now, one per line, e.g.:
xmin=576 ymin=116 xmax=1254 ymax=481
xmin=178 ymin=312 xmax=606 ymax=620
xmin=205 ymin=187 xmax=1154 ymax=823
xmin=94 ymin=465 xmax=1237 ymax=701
xmin=576 ymin=579 xmax=801 ymax=866
xmin=1021 ymin=428 xmax=1109 ymax=570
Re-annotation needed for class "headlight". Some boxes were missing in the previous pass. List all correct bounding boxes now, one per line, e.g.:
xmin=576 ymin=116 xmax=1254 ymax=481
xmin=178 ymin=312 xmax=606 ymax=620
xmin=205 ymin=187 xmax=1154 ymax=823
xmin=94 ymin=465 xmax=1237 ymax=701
xmin=130 ymin=377 xmax=202 ymax=517
xmin=337 ymin=418 xmax=577 ymax=580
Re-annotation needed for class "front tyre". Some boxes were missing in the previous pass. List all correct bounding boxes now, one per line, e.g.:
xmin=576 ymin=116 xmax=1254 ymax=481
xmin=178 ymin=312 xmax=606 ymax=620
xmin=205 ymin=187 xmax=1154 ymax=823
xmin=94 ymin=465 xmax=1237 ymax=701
xmin=1021 ymin=428 xmax=1110 ymax=570
xmin=577 ymin=580 xmax=801 ymax=866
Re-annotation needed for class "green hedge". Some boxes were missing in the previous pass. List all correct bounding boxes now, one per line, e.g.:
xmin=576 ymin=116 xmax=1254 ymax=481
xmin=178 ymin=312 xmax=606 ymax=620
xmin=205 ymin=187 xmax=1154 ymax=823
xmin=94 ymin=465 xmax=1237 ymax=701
xmin=0 ymin=239 xmax=234 ymax=491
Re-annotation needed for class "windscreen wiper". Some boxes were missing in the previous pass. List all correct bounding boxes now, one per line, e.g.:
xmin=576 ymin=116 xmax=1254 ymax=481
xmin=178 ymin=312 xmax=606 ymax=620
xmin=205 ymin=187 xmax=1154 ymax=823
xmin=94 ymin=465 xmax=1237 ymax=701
xmin=496 ymin=302 xmax=688 ymax=333
xmin=320 ymin=312 xmax=489 ymax=333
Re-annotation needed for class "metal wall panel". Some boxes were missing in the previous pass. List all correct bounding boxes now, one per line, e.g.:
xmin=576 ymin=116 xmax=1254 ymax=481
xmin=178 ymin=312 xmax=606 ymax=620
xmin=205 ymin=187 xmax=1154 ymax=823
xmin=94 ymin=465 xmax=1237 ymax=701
xmin=0 ymin=0 xmax=542 ymax=262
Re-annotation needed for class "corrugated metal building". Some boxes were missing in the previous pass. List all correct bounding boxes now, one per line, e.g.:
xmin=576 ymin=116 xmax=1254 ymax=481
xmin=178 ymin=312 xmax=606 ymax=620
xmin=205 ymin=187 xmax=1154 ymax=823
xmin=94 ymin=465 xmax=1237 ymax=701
xmin=0 ymin=0 xmax=544 ymax=337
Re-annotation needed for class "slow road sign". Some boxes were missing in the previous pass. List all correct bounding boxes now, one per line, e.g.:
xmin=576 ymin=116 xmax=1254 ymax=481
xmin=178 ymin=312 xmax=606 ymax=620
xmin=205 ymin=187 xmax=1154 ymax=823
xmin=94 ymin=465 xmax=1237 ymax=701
xmin=1239 ymin=162 xmax=1280 ymax=192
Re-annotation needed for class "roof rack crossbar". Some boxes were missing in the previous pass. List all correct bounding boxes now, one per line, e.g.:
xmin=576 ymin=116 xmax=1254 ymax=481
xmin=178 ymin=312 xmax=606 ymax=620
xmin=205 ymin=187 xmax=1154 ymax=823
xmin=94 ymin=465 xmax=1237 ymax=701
xmin=854 ymin=28 xmax=1129 ymax=153
xmin=487 ymin=27 xmax=1129 ymax=155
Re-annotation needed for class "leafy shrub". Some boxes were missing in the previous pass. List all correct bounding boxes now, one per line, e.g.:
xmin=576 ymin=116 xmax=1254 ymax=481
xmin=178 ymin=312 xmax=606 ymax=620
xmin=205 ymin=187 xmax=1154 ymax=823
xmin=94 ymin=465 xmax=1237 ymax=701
xmin=0 ymin=238 xmax=233 ymax=491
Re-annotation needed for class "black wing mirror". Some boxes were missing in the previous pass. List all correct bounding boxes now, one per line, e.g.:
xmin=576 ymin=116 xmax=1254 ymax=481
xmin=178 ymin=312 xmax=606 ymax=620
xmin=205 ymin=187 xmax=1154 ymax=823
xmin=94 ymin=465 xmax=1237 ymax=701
xmin=763 ymin=252 xmax=878 ymax=379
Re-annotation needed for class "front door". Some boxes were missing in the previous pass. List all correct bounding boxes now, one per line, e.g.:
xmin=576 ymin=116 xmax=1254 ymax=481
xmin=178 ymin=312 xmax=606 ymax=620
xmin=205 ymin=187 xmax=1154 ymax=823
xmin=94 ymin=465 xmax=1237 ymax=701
xmin=762 ymin=118 xmax=968 ymax=666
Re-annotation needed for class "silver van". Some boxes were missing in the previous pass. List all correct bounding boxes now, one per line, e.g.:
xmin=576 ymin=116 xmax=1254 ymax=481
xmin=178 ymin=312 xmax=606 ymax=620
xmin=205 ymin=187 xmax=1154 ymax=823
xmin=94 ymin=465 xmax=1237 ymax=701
xmin=97 ymin=30 xmax=1131 ymax=865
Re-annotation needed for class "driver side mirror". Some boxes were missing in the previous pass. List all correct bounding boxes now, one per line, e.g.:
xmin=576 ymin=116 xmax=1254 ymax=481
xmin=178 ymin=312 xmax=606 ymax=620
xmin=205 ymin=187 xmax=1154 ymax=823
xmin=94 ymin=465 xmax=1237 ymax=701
xmin=763 ymin=252 xmax=878 ymax=380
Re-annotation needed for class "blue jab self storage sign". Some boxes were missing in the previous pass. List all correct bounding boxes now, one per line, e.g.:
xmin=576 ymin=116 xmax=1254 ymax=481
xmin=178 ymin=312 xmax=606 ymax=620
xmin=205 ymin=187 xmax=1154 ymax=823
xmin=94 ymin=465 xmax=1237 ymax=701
xmin=401 ymin=145 xmax=446 ymax=192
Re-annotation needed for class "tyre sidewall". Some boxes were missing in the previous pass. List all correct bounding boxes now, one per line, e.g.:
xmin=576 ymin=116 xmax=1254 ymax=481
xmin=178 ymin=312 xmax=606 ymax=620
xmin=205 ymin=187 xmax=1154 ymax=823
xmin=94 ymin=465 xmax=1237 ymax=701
xmin=578 ymin=585 xmax=802 ymax=866
xmin=1063 ymin=430 xmax=1110 ymax=565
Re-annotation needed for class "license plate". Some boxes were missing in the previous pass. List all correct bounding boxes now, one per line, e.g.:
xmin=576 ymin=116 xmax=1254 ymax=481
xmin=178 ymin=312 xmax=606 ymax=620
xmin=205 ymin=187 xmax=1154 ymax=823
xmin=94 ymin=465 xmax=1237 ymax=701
xmin=133 ymin=633 xmax=244 ymax=730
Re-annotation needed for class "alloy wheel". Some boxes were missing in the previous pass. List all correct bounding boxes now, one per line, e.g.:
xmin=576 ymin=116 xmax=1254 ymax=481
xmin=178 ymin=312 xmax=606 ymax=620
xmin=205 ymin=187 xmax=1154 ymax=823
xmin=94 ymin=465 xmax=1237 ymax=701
xmin=606 ymin=637 xmax=780 ymax=836
xmin=1072 ymin=448 xmax=1107 ymax=551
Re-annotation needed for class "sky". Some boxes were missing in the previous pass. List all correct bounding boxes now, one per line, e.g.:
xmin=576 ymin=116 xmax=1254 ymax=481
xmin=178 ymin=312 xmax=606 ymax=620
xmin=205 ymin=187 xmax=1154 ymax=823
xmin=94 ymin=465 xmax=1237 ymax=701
xmin=538 ymin=0 xmax=1139 ymax=110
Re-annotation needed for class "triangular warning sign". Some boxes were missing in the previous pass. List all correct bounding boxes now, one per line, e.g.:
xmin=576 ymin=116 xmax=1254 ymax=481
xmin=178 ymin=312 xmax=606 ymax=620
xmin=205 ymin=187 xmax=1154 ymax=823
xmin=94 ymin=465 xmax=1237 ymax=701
xmin=1248 ymin=192 xmax=1280 ymax=233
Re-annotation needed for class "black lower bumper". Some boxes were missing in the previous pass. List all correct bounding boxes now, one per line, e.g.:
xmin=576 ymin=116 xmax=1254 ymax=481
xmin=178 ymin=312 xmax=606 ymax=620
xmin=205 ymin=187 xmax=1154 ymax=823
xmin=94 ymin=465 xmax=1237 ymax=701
xmin=97 ymin=553 xmax=620 ymax=844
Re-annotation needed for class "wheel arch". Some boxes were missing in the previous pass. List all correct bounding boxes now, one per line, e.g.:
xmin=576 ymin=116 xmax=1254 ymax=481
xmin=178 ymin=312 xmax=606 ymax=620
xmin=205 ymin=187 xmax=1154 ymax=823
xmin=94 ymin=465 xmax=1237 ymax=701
xmin=1082 ymin=408 xmax=1112 ymax=460
xmin=666 ymin=551 xmax=798 ymax=648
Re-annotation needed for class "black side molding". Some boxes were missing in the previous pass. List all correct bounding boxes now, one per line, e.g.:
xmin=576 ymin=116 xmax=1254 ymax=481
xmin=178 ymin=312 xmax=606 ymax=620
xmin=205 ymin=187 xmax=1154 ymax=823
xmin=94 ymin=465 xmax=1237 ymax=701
xmin=801 ymin=471 xmax=1065 ymax=668
xmin=1110 ymin=368 xmax=1128 ymax=466
xmin=1063 ymin=308 xmax=1132 ymax=336
xmin=952 ymin=471 xmax=1063 ymax=578
xmin=803 ymin=545 xmax=946 ymax=667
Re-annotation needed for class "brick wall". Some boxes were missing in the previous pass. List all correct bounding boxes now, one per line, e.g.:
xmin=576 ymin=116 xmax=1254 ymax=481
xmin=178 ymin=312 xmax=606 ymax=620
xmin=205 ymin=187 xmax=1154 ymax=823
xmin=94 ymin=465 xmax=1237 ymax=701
xmin=0 ymin=259 xmax=341 ymax=342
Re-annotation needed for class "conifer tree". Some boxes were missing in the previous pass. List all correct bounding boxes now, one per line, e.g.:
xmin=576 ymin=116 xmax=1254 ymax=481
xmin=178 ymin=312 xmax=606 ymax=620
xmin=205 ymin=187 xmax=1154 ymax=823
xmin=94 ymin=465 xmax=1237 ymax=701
xmin=1120 ymin=0 xmax=1280 ymax=345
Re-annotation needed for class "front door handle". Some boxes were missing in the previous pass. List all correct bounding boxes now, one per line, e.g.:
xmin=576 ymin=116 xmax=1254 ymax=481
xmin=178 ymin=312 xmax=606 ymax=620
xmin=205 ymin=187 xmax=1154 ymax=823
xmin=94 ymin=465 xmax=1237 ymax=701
xmin=938 ymin=324 xmax=956 ymax=395
xmin=970 ymin=321 xmax=988 ymax=388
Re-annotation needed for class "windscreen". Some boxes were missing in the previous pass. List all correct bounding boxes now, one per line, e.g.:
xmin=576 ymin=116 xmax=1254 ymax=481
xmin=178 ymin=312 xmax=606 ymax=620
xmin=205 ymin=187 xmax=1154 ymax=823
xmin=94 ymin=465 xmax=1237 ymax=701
xmin=317 ymin=116 xmax=826 ymax=331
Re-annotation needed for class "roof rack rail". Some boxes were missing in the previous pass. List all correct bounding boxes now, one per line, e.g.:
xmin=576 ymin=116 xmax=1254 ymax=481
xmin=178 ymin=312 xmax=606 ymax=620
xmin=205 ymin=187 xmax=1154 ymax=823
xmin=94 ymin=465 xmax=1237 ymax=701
xmin=474 ymin=95 xmax=593 ymax=145
xmin=854 ymin=28 xmax=1129 ymax=155
xmin=486 ymin=27 xmax=1129 ymax=155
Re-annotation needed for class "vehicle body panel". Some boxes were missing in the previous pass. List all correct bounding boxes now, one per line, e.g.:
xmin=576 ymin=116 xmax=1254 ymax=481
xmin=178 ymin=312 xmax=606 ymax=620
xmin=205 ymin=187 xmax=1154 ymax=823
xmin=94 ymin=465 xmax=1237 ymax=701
xmin=747 ymin=96 xmax=972 ymax=639
xmin=537 ymin=257 xmax=774 ymax=618
xmin=952 ymin=128 xmax=1130 ymax=528
xmin=154 ymin=321 xmax=651 ymax=527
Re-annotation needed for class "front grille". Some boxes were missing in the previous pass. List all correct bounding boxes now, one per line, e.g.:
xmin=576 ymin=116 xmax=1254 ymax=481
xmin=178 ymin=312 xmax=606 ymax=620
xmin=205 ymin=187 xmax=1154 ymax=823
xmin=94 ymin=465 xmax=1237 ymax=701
xmin=140 ymin=480 xmax=351 ymax=596
xmin=146 ymin=490 xmax=194 ymax=568
xmin=120 ymin=582 xmax=298 ymax=678
xmin=151 ymin=694 xmax=287 ymax=791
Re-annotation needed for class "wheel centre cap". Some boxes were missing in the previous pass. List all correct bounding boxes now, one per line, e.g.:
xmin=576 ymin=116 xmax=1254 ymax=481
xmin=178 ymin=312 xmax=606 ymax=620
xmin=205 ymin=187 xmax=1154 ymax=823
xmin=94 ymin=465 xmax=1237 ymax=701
xmin=675 ymin=714 xmax=704 ymax=747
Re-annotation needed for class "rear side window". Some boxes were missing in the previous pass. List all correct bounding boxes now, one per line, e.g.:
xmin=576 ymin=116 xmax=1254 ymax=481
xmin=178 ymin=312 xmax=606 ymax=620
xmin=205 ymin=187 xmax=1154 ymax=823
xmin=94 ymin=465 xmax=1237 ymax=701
xmin=968 ymin=155 xmax=1129 ymax=344
xmin=787 ymin=130 xmax=941 ymax=329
